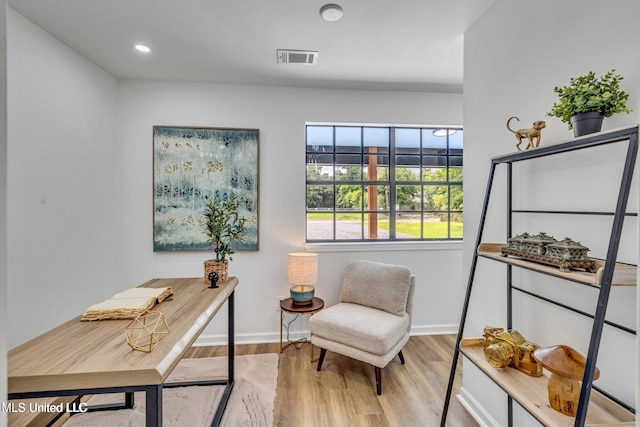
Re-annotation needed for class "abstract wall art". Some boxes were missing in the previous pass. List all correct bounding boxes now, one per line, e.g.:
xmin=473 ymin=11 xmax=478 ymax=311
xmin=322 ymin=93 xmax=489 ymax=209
xmin=153 ymin=126 xmax=259 ymax=252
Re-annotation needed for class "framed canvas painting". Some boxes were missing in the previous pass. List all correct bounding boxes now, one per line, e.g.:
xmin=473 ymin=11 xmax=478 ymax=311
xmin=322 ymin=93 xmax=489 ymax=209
xmin=153 ymin=126 xmax=259 ymax=251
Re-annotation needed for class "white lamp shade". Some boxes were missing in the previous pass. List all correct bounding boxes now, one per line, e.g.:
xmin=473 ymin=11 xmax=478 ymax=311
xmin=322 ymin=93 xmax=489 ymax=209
xmin=288 ymin=253 xmax=318 ymax=286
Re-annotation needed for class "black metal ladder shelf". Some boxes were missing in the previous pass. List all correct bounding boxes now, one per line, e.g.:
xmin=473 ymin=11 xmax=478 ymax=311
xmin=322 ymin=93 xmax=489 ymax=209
xmin=440 ymin=126 xmax=639 ymax=427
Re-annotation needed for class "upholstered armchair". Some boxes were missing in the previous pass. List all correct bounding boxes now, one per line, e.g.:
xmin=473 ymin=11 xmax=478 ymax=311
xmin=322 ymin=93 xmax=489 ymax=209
xmin=309 ymin=260 xmax=415 ymax=395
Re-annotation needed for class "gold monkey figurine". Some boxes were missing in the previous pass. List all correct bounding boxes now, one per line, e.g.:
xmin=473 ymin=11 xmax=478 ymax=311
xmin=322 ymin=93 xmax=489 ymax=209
xmin=507 ymin=116 xmax=546 ymax=151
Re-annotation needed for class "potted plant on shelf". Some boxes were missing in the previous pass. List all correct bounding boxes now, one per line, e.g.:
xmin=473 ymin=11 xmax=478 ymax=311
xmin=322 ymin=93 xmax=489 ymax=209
xmin=202 ymin=193 xmax=248 ymax=284
xmin=547 ymin=69 xmax=632 ymax=137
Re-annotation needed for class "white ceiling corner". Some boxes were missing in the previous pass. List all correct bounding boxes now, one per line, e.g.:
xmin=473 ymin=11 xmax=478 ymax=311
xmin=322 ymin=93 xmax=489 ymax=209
xmin=8 ymin=0 xmax=496 ymax=92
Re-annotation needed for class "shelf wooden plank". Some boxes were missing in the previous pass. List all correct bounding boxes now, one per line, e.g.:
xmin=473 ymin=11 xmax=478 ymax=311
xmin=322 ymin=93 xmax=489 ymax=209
xmin=477 ymin=243 xmax=637 ymax=287
xmin=490 ymin=125 xmax=639 ymax=164
xmin=460 ymin=339 xmax=635 ymax=427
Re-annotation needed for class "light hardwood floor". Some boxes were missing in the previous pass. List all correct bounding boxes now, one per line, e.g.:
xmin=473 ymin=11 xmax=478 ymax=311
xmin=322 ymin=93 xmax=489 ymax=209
xmin=185 ymin=334 xmax=478 ymax=427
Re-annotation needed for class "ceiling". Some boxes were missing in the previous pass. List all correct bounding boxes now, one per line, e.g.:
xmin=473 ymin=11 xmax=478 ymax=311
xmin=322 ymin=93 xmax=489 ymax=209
xmin=8 ymin=0 xmax=496 ymax=93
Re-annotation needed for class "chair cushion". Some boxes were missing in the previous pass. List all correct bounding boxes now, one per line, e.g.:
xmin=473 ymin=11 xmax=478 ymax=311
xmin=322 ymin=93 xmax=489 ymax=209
xmin=340 ymin=260 xmax=412 ymax=316
xmin=309 ymin=302 xmax=410 ymax=356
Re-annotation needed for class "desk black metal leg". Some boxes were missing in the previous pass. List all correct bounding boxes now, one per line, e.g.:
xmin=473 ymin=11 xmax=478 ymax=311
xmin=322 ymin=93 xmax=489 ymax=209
xmin=229 ymin=290 xmax=234 ymax=382
xmin=125 ymin=391 xmax=135 ymax=409
xmin=146 ymin=385 xmax=162 ymax=427
xmin=79 ymin=391 xmax=136 ymax=415
xmin=211 ymin=289 xmax=235 ymax=427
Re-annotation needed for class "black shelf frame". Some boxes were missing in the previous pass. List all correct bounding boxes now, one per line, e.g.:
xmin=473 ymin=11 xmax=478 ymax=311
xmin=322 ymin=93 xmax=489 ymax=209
xmin=440 ymin=126 xmax=639 ymax=427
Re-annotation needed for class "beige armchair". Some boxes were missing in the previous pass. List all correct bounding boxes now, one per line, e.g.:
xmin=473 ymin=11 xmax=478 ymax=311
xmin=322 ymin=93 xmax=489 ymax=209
xmin=309 ymin=260 xmax=415 ymax=395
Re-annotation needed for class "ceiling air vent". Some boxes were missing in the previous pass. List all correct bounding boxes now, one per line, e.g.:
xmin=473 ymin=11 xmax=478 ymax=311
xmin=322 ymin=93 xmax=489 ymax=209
xmin=276 ymin=49 xmax=318 ymax=65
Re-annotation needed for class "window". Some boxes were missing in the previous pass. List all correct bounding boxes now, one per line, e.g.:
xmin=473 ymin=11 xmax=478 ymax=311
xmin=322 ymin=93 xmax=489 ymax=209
xmin=306 ymin=124 xmax=463 ymax=242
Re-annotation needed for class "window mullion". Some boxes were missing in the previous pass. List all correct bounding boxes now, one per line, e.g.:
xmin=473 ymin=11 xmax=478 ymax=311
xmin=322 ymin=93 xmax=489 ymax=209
xmin=447 ymin=132 xmax=451 ymax=238
xmin=389 ymin=127 xmax=396 ymax=240
xmin=420 ymin=127 xmax=424 ymax=239
xmin=332 ymin=126 xmax=337 ymax=240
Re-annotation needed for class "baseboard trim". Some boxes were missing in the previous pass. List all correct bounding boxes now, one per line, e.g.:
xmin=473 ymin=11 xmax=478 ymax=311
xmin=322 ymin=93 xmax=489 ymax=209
xmin=456 ymin=387 xmax=500 ymax=427
xmin=411 ymin=324 xmax=458 ymax=336
xmin=193 ymin=331 xmax=279 ymax=347
xmin=193 ymin=323 xmax=459 ymax=347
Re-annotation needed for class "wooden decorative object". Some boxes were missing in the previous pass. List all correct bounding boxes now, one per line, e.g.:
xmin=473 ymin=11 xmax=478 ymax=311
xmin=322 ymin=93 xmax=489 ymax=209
xmin=533 ymin=345 xmax=600 ymax=417
xmin=204 ymin=259 xmax=228 ymax=284
xmin=125 ymin=310 xmax=170 ymax=352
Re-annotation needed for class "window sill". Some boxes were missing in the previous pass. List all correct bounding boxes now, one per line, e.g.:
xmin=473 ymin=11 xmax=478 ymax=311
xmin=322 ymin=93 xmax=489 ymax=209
xmin=304 ymin=240 xmax=463 ymax=253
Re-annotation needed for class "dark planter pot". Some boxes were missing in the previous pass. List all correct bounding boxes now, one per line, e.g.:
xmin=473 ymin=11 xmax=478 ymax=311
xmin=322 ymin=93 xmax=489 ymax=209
xmin=570 ymin=111 xmax=604 ymax=137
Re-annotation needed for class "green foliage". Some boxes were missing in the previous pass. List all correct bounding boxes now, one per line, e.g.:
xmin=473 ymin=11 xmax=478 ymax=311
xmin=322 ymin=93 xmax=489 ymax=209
xmin=306 ymin=166 xmax=333 ymax=208
xmin=395 ymin=169 xmax=420 ymax=207
xmin=336 ymin=184 xmax=362 ymax=208
xmin=203 ymin=194 xmax=248 ymax=262
xmin=335 ymin=167 xmax=363 ymax=209
xmin=421 ymin=168 xmax=463 ymax=214
xmin=547 ymin=69 xmax=632 ymax=130
xmin=306 ymin=184 xmax=333 ymax=209
xmin=309 ymin=166 xmax=462 ymax=213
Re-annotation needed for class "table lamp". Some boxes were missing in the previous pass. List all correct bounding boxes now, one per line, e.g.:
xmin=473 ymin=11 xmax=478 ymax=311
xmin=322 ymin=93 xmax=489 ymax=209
xmin=288 ymin=252 xmax=318 ymax=305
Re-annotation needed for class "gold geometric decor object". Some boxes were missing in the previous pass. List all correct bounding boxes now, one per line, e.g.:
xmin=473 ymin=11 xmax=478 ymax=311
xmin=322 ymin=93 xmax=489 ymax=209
xmin=125 ymin=310 xmax=170 ymax=352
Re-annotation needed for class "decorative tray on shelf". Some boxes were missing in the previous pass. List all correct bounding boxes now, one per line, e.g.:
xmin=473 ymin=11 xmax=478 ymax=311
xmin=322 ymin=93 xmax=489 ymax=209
xmin=501 ymin=232 xmax=598 ymax=273
xmin=477 ymin=243 xmax=637 ymax=287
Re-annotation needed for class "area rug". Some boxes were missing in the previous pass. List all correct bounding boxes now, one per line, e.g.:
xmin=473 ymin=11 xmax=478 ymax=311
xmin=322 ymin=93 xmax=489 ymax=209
xmin=63 ymin=353 xmax=278 ymax=427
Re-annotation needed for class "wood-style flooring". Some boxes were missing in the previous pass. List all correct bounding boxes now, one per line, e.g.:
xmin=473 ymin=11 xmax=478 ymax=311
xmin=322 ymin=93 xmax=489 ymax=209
xmin=185 ymin=334 xmax=478 ymax=427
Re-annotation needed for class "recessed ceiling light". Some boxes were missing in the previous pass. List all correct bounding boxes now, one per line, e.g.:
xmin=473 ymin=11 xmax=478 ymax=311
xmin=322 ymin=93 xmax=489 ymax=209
xmin=320 ymin=4 xmax=343 ymax=22
xmin=134 ymin=44 xmax=151 ymax=54
xmin=433 ymin=129 xmax=457 ymax=137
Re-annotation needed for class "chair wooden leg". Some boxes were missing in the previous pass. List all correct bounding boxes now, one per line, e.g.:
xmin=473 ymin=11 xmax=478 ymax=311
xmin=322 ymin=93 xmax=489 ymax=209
xmin=375 ymin=366 xmax=382 ymax=395
xmin=398 ymin=350 xmax=405 ymax=364
xmin=317 ymin=348 xmax=327 ymax=371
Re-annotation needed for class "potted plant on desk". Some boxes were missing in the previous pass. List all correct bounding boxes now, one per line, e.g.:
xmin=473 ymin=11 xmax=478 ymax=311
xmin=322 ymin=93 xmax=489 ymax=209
xmin=203 ymin=193 xmax=248 ymax=284
xmin=547 ymin=69 xmax=632 ymax=137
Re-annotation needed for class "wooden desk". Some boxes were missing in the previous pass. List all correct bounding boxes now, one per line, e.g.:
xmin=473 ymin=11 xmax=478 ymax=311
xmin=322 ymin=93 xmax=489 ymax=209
xmin=8 ymin=277 xmax=238 ymax=427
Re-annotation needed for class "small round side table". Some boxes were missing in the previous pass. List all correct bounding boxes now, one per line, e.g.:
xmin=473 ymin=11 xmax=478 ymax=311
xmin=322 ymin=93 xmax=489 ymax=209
xmin=280 ymin=297 xmax=324 ymax=361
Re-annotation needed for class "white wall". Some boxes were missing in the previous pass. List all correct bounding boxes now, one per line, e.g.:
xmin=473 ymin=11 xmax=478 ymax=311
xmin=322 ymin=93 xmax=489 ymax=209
xmin=462 ymin=1 xmax=640 ymax=425
xmin=6 ymin=9 xmax=119 ymax=347
xmin=1 ymin=1 xmax=8 ymax=425
xmin=116 ymin=81 xmax=465 ymax=343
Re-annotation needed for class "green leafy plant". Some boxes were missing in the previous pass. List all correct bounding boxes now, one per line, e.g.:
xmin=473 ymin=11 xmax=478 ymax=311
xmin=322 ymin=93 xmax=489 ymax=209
xmin=203 ymin=194 xmax=248 ymax=262
xmin=547 ymin=69 xmax=632 ymax=130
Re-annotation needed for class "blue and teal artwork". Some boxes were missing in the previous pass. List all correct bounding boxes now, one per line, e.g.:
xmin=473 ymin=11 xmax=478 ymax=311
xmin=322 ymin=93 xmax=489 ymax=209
xmin=153 ymin=126 xmax=259 ymax=252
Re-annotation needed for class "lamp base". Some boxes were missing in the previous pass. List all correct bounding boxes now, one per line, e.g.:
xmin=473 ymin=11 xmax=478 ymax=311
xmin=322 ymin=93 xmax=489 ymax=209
xmin=290 ymin=285 xmax=315 ymax=306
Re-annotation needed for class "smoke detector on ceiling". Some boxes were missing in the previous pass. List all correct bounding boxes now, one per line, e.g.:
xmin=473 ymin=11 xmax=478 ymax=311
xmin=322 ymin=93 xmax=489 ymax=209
xmin=276 ymin=50 xmax=318 ymax=65
xmin=320 ymin=4 xmax=343 ymax=22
